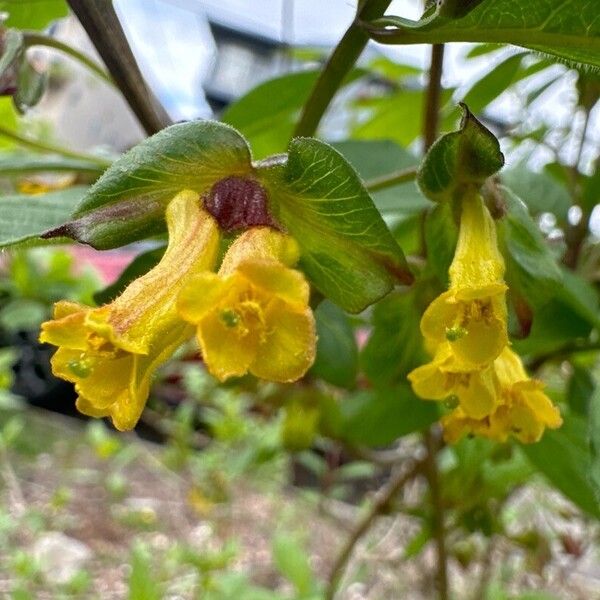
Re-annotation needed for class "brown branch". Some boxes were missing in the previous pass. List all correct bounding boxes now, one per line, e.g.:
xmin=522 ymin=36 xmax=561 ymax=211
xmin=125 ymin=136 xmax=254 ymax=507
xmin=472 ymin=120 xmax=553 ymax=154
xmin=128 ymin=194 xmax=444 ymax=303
xmin=67 ymin=0 xmax=172 ymax=136
xmin=422 ymin=44 xmax=445 ymax=151
xmin=424 ymin=428 xmax=449 ymax=600
xmin=324 ymin=457 xmax=423 ymax=600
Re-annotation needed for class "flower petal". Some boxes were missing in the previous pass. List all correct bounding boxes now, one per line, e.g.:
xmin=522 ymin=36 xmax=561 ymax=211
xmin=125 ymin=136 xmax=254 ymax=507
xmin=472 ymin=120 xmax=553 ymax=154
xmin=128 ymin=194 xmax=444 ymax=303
xmin=236 ymin=261 xmax=310 ymax=307
xmin=177 ymin=272 xmax=234 ymax=324
xmin=250 ymin=299 xmax=316 ymax=382
xmin=196 ymin=313 xmax=259 ymax=381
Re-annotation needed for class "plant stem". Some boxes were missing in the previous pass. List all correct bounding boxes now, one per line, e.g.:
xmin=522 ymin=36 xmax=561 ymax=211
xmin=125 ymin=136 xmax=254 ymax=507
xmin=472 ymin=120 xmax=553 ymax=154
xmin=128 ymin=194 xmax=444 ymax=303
xmin=365 ymin=166 xmax=418 ymax=191
xmin=563 ymin=107 xmax=592 ymax=269
xmin=293 ymin=0 xmax=392 ymax=138
xmin=66 ymin=0 xmax=172 ymax=136
xmin=422 ymin=44 xmax=445 ymax=151
xmin=23 ymin=31 xmax=115 ymax=88
xmin=325 ymin=458 xmax=423 ymax=600
xmin=0 ymin=124 xmax=112 ymax=167
xmin=424 ymin=428 xmax=449 ymax=600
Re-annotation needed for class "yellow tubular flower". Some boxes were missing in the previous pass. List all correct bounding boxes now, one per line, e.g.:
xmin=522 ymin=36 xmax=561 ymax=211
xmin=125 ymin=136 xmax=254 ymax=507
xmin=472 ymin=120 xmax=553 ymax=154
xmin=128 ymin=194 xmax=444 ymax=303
xmin=177 ymin=227 xmax=316 ymax=383
xmin=39 ymin=190 xmax=220 ymax=431
xmin=440 ymin=348 xmax=562 ymax=444
xmin=421 ymin=193 xmax=508 ymax=368
xmin=407 ymin=343 xmax=497 ymax=419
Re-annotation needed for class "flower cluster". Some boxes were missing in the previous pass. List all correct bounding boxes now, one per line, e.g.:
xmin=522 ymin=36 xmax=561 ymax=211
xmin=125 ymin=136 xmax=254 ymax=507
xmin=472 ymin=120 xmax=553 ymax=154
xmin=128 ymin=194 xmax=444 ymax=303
xmin=40 ymin=190 xmax=316 ymax=431
xmin=408 ymin=194 xmax=562 ymax=444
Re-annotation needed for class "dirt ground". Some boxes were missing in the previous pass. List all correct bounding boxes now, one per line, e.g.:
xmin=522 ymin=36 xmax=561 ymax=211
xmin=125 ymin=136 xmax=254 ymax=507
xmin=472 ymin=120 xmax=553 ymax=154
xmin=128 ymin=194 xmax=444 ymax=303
xmin=0 ymin=408 xmax=599 ymax=599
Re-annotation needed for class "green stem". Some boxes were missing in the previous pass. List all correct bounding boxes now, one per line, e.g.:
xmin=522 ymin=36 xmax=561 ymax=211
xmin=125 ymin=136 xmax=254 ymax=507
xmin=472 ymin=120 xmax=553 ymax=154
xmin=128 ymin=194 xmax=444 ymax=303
xmin=22 ymin=31 xmax=115 ymax=88
xmin=0 ymin=124 xmax=112 ymax=168
xmin=365 ymin=166 xmax=417 ymax=191
xmin=293 ymin=0 xmax=392 ymax=138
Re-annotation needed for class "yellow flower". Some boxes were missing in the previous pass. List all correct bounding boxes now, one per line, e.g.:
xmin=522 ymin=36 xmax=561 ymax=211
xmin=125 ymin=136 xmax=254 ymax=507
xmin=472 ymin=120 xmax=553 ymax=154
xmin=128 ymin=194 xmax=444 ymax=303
xmin=177 ymin=227 xmax=316 ymax=383
xmin=39 ymin=190 xmax=220 ymax=430
xmin=440 ymin=348 xmax=562 ymax=444
xmin=407 ymin=343 xmax=497 ymax=419
xmin=421 ymin=194 xmax=508 ymax=368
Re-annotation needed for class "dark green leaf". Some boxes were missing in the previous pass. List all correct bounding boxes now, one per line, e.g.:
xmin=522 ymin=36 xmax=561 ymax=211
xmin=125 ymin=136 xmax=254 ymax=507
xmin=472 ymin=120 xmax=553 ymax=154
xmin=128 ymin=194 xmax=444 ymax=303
xmin=521 ymin=413 xmax=600 ymax=518
xmin=340 ymin=385 xmax=438 ymax=447
xmin=1 ymin=0 xmax=68 ymax=30
xmin=93 ymin=246 xmax=165 ymax=305
xmin=309 ymin=300 xmax=358 ymax=388
xmin=362 ymin=289 xmax=427 ymax=386
xmin=568 ymin=365 xmax=595 ymax=416
xmin=424 ymin=201 xmax=458 ymax=285
xmin=418 ymin=104 xmax=504 ymax=203
xmin=367 ymin=1 xmax=600 ymax=69
xmin=497 ymin=186 xmax=562 ymax=302
xmin=260 ymin=138 xmax=413 ymax=313
xmin=0 ymin=186 xmax=85 ymax=249
xmin=64 ymin=121 xmax=252 ymax=248
xmin=590 ymin=385 xmax=600 ymax=501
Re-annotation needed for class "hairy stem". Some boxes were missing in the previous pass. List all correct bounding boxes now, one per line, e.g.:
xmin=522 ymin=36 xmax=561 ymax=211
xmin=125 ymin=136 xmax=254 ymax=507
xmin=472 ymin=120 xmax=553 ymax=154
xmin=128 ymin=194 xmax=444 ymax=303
xmin=293 ymin=0 xmax=392 ymax=138
xmin=23 ymin=31 xmax=115 ymax=88
xmin=67 ymin=0 xmax=172 ymax=136
xmin=325 ymin=458 xmax=423 ymax=600
xmin=0 ymin=124 xmax=112 ymax=167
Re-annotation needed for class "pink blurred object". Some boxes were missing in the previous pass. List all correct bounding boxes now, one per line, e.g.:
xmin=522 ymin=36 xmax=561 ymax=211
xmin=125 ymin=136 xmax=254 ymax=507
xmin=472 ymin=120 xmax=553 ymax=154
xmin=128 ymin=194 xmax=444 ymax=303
xmin=71 ymin=246 xmax=137 ymax=284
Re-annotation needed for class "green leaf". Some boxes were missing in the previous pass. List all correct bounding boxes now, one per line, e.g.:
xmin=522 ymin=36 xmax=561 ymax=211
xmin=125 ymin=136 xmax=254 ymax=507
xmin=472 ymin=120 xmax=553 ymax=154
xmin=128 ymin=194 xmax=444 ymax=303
xmin=362 ymin=289 xmax=428 ymax=387
xmin=260 ymin=137 xmax=413 ymax=313
xmin=222 ymin=70 xmax=319 ymax=160
xmin=461 ymin=53 xmax=552 ymax=114
xmin=13 ymin=59 xmax=47 ymax=113
xmin=332 ymin=139 xmax=430 ymax=222
xmin=497 ymin=186 xmax=562 ymax=303
xmin=61 ymin=121 xmax=253 ymax=248
xmin=567 ymin=365 xmax=595 ymax=416
xmin=462 ymin=52 xmax=525 ymax=114
xmin=1 ymin=0 xmax=68 ymax=30
xmin=424 ymin=201 xmax=458 ymax=285
xmin=272 ymin=533 xmax=315 ymax=597
xmin=93 ymin=246 xmax=165 ymax=305
xmin=590 ymin=385 xmax=600 ymax=501
xmin=309 ymin=300 xmax=358 ymax=388
xmin=418 ymin=104 xmax=504 ymax=203
xmin=0 ymin=186 xmax=85 ymax=249
xmin=128 ymin=543 xmax=161 ymax=600
xmin=501 ymin=166 xmax=570 ymax=221
xmin=367 ymin=0 xmax=600 ymax=69
xmin=339 ymin=385 xmax=438 ymax=447
xmin=0 ymin=152 xmax=105 ymax=176
xmin=521 ymin=413 xmax=600 ymax=519
xmin=0 ymin=28 xmax=23 ymax=78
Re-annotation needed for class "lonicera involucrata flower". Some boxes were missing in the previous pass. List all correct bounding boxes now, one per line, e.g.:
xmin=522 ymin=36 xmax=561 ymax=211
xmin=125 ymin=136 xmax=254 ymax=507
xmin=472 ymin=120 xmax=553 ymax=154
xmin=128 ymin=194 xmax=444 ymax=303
xmin=421 ymin=193 xmax=508 ymax=369
xmin=441 ymin=348 xmax=562 ymax=444
xmin=177 ymin=227 xmax=316 ymax=383
xmin=407 ymin=342 xmax=497 ymax=420
xmin=39 ymin=190 xmax=220 ymax=431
